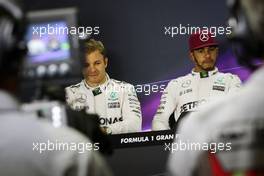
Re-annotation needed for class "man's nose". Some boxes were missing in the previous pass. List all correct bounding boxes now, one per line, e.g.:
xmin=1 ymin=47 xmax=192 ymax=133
xmin=204 ymin=49 xmax=210 ymax=58
xmin=89 ymin=65 xmax=96 ymax=72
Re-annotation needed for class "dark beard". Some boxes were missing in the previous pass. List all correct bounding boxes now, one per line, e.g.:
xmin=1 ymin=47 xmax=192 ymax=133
xmin=194 ymin=57 xmax=215 ymax=71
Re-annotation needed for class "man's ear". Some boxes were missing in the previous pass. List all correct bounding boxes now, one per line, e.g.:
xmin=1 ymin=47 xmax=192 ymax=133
xmin=104 ymin=57 xmax=108 ymax=68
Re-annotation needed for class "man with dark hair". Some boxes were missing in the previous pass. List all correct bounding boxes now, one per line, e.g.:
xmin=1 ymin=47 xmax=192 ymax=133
xmin=65 ymin=39 xmax=142 ymax=134
xmin=152 ymin=31 xmax=241 ymax=131
xmin=168 ymin=0 xmax=264 ymax=175
xmin=0 ymin=1 xmax=112 ymax=175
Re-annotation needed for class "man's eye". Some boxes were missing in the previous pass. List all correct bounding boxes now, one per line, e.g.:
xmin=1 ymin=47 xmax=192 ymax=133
xmin=209 ymin=47 xmax=216 ymax=51
xmin=95 ymin=61 xmax=101 ymax=65
xmin=198 ymin=49 xmax=203 ymax=53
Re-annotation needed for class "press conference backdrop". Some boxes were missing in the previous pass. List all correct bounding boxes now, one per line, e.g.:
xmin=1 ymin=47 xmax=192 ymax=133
xmin=23 ymin=0 xmax=254 ymax=131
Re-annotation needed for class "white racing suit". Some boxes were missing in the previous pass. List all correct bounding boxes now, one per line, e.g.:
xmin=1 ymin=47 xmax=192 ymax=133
xmin=168 ymin=67 xmax=264 ymax=176
xmin=65 ymin=75 xmax=142 ymax=134
xmin=152 ymin=67 xmax=241 ymax=130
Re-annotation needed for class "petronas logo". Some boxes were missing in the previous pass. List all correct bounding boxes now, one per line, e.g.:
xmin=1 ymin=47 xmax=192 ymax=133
xmin=109 ymin=92 xmax=118 ymax=101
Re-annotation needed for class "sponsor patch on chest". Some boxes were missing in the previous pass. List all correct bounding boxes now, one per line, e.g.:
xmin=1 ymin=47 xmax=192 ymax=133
xmin=212 ymin=85 xmax=225 ymax=91
xmin=108 ymin=102 xmax=120 ymax=108
xmin=179 ymin=88 xmax=193 ymax=96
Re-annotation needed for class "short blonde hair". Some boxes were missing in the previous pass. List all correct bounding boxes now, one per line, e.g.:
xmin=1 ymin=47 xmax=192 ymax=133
xmin=84 ymin=39 xmax=107 ymax=57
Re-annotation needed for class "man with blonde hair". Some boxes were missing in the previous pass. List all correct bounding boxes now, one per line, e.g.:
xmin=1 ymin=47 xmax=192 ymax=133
xmin=66 ymin=39 xmax=142 ymax=134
